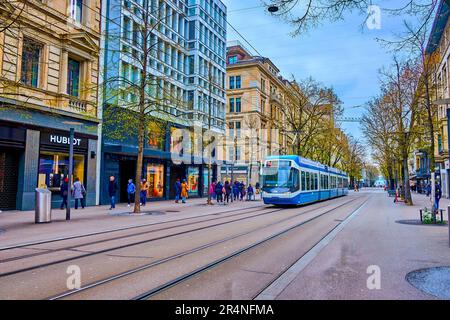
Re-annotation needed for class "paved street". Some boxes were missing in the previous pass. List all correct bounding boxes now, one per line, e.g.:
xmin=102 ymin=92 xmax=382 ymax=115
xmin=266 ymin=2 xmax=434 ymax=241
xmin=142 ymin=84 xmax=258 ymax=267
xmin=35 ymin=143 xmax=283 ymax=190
xmin=0 ymin=189 xmax=448 ymax=300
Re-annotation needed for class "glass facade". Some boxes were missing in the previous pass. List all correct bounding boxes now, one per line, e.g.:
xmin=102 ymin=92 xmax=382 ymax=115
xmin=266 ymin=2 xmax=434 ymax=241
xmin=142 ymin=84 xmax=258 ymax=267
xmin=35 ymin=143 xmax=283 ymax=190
xmin=38 ymin=152 xmax=85 ymax=192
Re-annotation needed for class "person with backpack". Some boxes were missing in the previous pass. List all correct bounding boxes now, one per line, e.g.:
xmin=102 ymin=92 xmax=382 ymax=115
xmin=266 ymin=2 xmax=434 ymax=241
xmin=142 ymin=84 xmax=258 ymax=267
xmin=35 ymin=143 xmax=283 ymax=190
xmin=127 ymin=179 xmax=136 ymax=207
xmin=72 ymin=177 xmax=86 ymax=209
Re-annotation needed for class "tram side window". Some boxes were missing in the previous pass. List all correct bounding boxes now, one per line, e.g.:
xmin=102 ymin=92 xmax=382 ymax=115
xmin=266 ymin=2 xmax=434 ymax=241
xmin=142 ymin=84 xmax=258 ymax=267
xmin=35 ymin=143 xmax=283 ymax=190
xmin=314 ymin=173 xmax=318 ymax=190
xmin=338 ymin=177 xmax=343 ymax=188
xmin=343 ymin=178 xmax=349 ymax=188
xmin=305 ymin=172 xmax=310 ymax=191
xmin=301 ymin=171 xmax=306 ymax=191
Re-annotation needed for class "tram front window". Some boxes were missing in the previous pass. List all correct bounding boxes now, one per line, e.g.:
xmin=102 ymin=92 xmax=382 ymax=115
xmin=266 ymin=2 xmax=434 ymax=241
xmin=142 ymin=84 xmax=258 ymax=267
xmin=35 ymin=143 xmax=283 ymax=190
xmin=262 ymin=167 xmax=300 ymax=193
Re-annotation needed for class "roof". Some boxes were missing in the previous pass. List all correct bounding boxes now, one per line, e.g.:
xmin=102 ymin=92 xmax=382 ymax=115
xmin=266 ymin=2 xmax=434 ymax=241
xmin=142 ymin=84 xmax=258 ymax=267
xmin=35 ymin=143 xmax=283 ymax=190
xmin=264 ymin=155 xmax=348 ymax=176
xmin=426 ymin=0 xmax=450 ymax=54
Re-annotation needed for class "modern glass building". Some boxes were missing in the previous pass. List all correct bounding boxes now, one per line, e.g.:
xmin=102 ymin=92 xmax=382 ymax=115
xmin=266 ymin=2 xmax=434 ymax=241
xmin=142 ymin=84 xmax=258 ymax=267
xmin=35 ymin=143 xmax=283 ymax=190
xmin=99 ymin=0 xmax=227 ymax=204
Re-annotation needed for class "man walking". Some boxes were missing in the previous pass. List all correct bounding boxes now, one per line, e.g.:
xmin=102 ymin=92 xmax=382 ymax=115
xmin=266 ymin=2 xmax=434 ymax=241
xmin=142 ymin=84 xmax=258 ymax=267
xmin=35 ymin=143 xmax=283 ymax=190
xmin=127 ymin=179 xmax=136 ymax=207
xmin=108 ymin=176 xmax=118 ymax=210
xmin=140 ymin=179 xmax=148 ymax=206
xmin=60 ymin=177 xmax=69 ymax=210
xmin=174 ymin=178 xmax=181 ymax=203
xmin=434 ymin=183 xmax=442 ymax=215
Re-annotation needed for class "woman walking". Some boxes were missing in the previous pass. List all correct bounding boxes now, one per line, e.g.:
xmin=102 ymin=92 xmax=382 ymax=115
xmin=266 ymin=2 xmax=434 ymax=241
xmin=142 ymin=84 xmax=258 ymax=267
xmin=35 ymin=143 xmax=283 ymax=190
xmin=140 ymin=179 xmax=148 ymax=206
xmin=72 ymin=177 xmax=86 ymax=209
xmin=215 ymin=181 xmax=224 ymax=203
xmin=181 ymin=179 xmax=189 ymax=203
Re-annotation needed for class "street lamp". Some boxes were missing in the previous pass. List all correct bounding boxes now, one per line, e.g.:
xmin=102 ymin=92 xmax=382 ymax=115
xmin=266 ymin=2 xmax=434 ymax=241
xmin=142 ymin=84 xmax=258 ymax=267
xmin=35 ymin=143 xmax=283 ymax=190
xmin=63 ymin=121 xmax=83 ymax=221
xmin=268 ymin=4 xmax=279 ymax=13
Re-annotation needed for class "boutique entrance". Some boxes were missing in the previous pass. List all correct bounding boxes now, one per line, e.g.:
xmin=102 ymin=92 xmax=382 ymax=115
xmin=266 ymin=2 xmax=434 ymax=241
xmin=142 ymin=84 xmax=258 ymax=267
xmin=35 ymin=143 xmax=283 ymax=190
xmin=0 ymin=148 xmax=20 ymax=210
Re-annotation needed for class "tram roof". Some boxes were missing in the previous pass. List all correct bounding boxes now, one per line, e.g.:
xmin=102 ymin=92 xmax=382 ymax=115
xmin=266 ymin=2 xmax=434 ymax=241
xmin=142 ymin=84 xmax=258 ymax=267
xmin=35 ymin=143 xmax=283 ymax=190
xmin=264 ymin=155 xmax=348 ymax=177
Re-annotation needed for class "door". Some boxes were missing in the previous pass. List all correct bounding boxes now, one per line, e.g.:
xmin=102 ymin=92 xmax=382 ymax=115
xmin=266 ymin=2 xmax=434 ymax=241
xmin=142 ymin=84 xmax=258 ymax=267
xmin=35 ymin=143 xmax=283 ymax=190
xmin=119 ymin=160 xmax=136 ymax=203
xmin=169 ymin=165 xmax=185 ymax=199
xmin=0 ymin=148 xmax=20 ymax=210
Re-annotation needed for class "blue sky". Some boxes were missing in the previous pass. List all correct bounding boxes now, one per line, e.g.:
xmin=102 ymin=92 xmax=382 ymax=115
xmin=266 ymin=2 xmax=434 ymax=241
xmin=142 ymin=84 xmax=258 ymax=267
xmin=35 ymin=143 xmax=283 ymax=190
xmin=222 ymin=0 xmax=418 ymax=142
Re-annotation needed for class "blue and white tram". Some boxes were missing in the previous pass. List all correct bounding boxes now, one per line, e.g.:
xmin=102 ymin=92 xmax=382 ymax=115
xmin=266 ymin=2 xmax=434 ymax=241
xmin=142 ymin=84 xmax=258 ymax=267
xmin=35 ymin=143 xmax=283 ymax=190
xmin=261 ymin=155 xmax=349 ymax=206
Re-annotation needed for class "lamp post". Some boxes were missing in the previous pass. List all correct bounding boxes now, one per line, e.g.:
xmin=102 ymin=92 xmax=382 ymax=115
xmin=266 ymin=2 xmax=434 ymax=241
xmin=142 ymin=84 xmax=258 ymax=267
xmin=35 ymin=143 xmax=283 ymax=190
xmin=63 ymin=121 xmax=82 ymax=221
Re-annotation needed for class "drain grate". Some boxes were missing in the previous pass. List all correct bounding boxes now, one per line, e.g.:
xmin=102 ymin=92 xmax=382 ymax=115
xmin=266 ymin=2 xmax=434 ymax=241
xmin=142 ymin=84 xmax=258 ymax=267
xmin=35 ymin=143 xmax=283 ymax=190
xmin=165 ymin=210 xmax=180 ymax=213
xmin=145 ymin=211 xmax=166 ymax=216
xmin=406 ymin=267 xmax=450 ymax=299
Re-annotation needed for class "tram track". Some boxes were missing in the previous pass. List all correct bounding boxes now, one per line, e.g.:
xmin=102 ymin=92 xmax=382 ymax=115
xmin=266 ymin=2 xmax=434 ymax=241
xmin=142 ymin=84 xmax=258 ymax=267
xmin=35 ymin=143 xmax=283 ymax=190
xmin=134 ymin=196 xmax=368 ymax=300
xmin=46 ymin=196 xmax=362 ymax=300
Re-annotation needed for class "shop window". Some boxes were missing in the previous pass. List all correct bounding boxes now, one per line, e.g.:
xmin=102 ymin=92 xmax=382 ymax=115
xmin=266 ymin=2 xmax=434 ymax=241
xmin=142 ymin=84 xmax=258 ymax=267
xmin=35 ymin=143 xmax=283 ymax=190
xmin=38 ymin=152 xmax=85 ymax=192
xmin=146 ymin=163 xmax=164 ymax=198
xmin=187 ymin=167 xmax=199 ymax=196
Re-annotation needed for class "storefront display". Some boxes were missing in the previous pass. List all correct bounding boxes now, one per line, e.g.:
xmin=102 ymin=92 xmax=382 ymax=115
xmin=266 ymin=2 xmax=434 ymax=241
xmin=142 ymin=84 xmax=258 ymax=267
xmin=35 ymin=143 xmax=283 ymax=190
xmin=187 ymin=167 xmax=199 ymax=196
xmin=38 ymin=152 xmax=85 ymax=192
xmin=146 ymin=163 xmax=164 ymax=198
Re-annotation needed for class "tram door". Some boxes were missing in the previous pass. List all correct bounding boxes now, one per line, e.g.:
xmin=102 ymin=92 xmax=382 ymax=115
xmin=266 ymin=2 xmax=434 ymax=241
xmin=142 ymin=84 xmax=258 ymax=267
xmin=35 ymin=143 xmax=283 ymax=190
xmin=0 ymin=148 xmax=19 ymax=210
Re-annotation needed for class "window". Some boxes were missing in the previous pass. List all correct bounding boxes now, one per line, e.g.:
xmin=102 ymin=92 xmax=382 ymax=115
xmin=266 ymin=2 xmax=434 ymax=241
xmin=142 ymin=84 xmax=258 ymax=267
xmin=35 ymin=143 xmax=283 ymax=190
xmin=229 ymin=76 xmax=235 ymax=89
xmin=228 ymin=55 xmax=238 ymax=64
xmin=235 ymin=97 xmax=241 ymax=112
xmin=67 ymin=58 xmax=81 ymax=97
xmin=229 ymin=98 xmax=235 ymax=112
xmin=70 ymin=0 xmax=83 ymax=23
xmin=146 ymin=163 xmax=164 ymax=198
xmin=236 ymin=75 xmax=241 ymax=89
xmin=21 ymin=38 xmax=42 ymax=87
xmin=38 ymin=152 xmax=85 ymax=191
xmin=235 ymin=121 xmax=241 ymax=138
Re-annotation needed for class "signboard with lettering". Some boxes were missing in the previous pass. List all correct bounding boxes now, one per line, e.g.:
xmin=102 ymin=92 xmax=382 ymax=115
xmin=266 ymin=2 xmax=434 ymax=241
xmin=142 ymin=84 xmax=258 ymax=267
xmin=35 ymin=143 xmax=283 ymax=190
xmin=40 ymin=132 xmax=88 ymax=149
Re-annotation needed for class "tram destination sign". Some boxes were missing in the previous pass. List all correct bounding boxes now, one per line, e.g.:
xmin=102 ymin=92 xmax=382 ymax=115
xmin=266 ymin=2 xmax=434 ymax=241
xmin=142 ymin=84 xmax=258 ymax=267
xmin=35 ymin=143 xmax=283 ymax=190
xmin=40 ymin=132 xmax=88 ymax=149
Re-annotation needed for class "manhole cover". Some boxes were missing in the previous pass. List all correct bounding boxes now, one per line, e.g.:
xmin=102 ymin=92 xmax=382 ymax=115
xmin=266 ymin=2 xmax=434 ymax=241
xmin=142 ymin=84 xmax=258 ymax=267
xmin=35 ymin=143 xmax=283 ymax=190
xmin=406 ymin=267 xmax=450 ymax=299
xmin=146 ymin=211 xmax=166 ymax=216
xmin=396 ymin=220 xmax=448 ymax=226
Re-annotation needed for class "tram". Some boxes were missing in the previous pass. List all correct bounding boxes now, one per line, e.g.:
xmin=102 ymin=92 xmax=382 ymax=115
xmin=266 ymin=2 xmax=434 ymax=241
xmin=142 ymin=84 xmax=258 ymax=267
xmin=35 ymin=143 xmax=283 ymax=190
xmin=261 ymin=155 xmax=349 ymax=206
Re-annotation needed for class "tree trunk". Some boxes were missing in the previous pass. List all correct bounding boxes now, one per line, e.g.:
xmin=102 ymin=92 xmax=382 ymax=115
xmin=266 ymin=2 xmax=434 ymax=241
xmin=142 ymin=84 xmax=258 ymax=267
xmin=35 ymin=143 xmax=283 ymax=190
xmin=403 ymin=156 xmax=413 ymax=205
xmin=134 ymin=116 xmax=145 ymax=214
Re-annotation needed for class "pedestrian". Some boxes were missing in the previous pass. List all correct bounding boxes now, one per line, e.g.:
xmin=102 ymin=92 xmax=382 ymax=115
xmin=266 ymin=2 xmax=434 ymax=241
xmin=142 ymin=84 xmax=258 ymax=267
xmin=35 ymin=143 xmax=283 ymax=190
xmin=140 ymin=179 xmax=148 ymax=206
xmin=210 ymin=180 xmax=216 ymax=200
xmin=127 ymin=179 xmax=136 ymax=207
xmin=255 ymin=182 xmax=261 ymax=199
xmin=215 ymin=181 xmax=223 ymax=203
xmin=238 ymin=181 xmax=244 ymax=201
xmin=108 ymin=176 xmax=118 ymax=210
xmin=232 ymin=181 xmax=239 ymax=201
xmin=426 ymin=183 xmax=431 ymax=197
xmin=60 ymin=177 xmax=69 ymax=210
xmin=72 ymin=177 xmax=86 ymax=210
xmin=181 ymin=179 xmax=188 ymax=203
xmin=224 ymin=181 xmax=232 ymax=203
xmin=247 ymin=184 xmax=254 ymax=201
xmin=435 ymin=183 xmax=442 ymax=214
xmin=174 ymin=178 xmax=181 ymax=203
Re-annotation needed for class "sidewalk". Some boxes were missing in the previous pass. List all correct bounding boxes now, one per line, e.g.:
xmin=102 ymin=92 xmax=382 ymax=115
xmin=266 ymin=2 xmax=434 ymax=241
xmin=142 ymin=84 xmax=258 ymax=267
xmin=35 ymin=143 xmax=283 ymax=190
xmin=273 ymin=190 xmax=450 ymax=300
xmin=0 ymin=197 xmax=262 ymax=248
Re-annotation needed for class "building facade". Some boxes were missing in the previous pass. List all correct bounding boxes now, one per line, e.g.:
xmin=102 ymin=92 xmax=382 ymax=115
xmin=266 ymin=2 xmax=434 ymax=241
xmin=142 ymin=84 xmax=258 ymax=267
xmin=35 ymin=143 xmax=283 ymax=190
xmin=99 ymin=0 xmax=227 ymax=204
xmin=0 ymin=0 xmax=101 ymax=210
xmin=220 ymin=41 xmax=288 ymax=185
xmin=426 ymin=0 xmax=450 ymax=198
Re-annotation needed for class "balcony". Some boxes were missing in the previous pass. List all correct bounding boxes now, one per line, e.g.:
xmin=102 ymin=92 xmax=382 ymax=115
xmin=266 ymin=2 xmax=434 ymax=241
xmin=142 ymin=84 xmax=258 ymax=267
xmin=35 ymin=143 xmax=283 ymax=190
xmin=69 ymin=98 xmax=87 ymax=113
xmin=270 ymin=93 xmax=282 ymax=105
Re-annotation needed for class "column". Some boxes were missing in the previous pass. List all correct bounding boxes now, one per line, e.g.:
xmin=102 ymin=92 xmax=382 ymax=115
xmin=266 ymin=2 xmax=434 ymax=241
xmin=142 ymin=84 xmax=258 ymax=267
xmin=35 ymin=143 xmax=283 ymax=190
xmin=17 ymin=129 xmax=40 ymax=211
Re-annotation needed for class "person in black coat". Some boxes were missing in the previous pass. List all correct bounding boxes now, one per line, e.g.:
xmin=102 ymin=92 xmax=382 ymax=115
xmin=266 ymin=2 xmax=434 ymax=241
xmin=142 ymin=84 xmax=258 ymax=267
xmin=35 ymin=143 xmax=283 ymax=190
xmin=215 ymin=181 xmax=223 ymax=203
xmin=224 ymin=181 xmax=232 ymax=203
xmin=60 ymin=177 xmax=69 ymax=210
xmin=108 ymin=176 xmax=118 ymax=210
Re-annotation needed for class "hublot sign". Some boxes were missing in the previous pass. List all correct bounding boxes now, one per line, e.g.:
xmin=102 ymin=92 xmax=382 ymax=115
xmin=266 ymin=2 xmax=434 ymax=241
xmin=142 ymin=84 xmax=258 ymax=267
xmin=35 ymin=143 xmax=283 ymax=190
xmin=40 ymin=132 xmax=88 ymax=149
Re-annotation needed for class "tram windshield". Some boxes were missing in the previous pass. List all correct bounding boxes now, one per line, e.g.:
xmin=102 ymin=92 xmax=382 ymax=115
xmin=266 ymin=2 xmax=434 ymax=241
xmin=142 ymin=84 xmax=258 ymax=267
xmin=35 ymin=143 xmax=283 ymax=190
xmin=262 ymin=166 xmax=300 ymax=193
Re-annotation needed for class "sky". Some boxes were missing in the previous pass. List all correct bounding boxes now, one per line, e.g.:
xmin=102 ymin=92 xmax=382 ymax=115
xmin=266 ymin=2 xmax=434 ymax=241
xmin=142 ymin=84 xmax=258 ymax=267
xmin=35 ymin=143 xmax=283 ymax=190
xmin=222 ymin=0 xmax=420 ymax=144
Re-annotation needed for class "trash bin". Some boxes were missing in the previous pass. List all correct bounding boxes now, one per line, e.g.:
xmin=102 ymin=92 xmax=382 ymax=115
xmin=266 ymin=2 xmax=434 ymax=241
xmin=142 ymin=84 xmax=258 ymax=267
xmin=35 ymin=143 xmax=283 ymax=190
xmin=35 ymin=188 xmax=52 ymax=223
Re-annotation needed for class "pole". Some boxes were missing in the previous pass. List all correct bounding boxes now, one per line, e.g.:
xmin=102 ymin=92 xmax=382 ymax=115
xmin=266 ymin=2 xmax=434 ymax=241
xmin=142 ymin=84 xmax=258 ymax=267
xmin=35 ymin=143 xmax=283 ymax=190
xmin=207 ymin=62 xmax=212 ymax=205
xmin=66 ymin=128 xmax=74 ymax=221
xmin=448 ymin=206 xmax=450 ymax=246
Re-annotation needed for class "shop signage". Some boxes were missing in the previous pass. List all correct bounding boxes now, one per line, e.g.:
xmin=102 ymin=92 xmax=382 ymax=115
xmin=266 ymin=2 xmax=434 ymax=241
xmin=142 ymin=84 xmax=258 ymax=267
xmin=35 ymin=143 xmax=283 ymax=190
xmin=41 ymin=132 xmax=88 ymax=149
